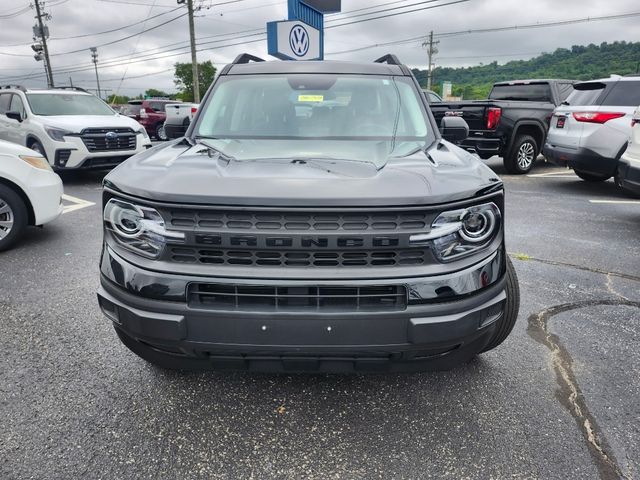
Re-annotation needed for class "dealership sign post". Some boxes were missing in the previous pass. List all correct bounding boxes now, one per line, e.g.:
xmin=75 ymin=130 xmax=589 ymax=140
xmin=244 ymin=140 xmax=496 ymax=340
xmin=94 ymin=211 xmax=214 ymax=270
xmin=267 ymin=0 xmax=341 ymax=61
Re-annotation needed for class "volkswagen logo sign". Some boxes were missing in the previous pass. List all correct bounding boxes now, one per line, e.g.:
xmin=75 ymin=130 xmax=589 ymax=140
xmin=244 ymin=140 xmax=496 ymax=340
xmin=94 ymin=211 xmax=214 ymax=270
xmin=105 ymin=131 xmax=118 ymax=140
xmin=289 ymin=24 xmax=309 ymax=57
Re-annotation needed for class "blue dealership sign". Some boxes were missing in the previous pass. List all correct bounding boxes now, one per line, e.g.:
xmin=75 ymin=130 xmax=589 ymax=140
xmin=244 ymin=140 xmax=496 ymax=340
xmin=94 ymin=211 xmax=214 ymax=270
xmin=267 ymin=0 xmax=341 ymax=61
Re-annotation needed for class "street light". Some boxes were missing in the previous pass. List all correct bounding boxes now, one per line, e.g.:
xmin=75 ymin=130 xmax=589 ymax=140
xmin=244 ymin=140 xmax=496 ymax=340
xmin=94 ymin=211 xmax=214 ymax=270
xmin=90 ymin=47 xmax=102 ymax=99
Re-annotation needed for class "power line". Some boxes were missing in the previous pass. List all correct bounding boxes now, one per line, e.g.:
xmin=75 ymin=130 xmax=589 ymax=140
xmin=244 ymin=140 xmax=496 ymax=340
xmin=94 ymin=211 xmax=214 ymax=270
xmin=327 ymin=0 xmax=444 ymax=23
xmin=327 ymin=10 xmax=640 ymax=56
xmin=326 ymin=0 xmax=470 ymax=28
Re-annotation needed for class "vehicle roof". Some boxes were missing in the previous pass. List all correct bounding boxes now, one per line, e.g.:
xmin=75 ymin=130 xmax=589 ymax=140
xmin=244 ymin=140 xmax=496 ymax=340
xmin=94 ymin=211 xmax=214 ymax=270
xmin=225 ymin=60 xmax=407 ymax=76
xmin=493 ymin=79 xmax=575 ymax=86
xmin=0 ymin=88 xmax=90 ymax=95
xmin=577 ymin=75 xmax=640 ymax=84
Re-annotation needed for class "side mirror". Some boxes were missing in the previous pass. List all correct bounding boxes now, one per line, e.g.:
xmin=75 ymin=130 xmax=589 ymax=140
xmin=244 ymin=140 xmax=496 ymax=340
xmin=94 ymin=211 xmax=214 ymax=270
xmin=6 ymin=111 xmax=23 ymax=123
xmin=439 ymin=116 xmax=469 ymax=143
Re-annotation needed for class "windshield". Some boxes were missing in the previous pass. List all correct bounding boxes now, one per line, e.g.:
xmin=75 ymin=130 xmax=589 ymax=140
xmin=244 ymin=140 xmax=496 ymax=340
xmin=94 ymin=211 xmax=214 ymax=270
xmin=194 ymin=74 xmax=432 ymax=165
xmin=26 ymin=93 xmax=115 ymax=116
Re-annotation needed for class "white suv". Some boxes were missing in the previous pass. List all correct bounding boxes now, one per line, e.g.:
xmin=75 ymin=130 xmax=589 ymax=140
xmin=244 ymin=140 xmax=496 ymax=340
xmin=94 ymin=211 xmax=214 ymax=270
xmin=618 ymin=107 xmax=640 ymax=196
xmin=0 ymin=86 xmax=152 ymax=170
xmin=543 ymin=75 xmax=640 ymax=182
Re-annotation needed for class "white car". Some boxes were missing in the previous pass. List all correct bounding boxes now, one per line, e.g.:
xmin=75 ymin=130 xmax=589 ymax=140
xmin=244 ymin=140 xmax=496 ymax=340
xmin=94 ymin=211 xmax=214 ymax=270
xmin=0 ymin=140 xmax=63 ymax=251
xmin=543 ymin=75 xmax=640 ymax=182
xmin=618 ymin=107 xmax=640 ymax=196
xmin=0 ymin=86 xmax=152 ymax=170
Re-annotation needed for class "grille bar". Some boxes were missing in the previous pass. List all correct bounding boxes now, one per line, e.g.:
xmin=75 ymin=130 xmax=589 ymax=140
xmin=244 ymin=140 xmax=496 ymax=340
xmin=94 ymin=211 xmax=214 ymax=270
xmin=81 ymin=127 xmax=136 ymax=152
xmin=188 ymin=284 xmax=408 ymax=312
xmin=170 ymin=247 xmax=429 ymax=268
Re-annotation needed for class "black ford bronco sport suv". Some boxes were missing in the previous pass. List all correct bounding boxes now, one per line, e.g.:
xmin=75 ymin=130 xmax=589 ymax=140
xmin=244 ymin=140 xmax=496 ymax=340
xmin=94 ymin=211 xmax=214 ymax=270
xmin=98 ymin=54 xmax=520 ymax=372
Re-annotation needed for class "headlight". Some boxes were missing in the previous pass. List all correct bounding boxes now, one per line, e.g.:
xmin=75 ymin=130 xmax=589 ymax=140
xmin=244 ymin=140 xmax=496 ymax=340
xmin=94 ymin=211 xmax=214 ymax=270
xmin=410 ymin=202 xmax=501 ymax=262
xmin=104 ymin=199 xmax=184 ymax=258
xmin=136 ymin=127 xmax=149 ymax=139
xmin=19 ymin=155 xmax=52 ymax=171
xmin=45 ymin=126 xmax=73 ymax=141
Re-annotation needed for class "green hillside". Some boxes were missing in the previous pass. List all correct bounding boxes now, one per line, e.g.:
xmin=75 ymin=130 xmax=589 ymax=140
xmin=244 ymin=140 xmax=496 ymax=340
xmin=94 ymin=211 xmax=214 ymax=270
xmin=412 ymin=41 xmax=640 ymax=100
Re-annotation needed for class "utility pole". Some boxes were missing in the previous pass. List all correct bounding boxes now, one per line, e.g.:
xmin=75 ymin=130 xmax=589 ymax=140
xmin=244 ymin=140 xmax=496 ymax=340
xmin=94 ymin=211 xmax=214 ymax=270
xmin=178 ymin=0 xmax=200 ymax=103
xmin=422 ymin=31 xmax=439 ymax=91
xmin=90 ymin=47 xmax=102 ymax=99
xmin=33 ymin=1 xmax=54 ymax=88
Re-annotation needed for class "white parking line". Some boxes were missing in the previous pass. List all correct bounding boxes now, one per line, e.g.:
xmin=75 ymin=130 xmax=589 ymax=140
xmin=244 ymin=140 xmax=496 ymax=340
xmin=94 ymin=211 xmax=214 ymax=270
xmin=62 ymin=194 xmax=96 ymax=214
xmin=589 ymin=199 xmax=640 ymax=205
xmin=527 ymin=170 xmax=576 ymax=178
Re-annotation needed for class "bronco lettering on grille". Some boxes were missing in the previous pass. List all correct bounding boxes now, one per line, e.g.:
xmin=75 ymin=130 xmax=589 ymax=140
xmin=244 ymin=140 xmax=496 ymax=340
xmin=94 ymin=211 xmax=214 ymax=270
xmin=193 ymin=234 xmax=401 ymax=249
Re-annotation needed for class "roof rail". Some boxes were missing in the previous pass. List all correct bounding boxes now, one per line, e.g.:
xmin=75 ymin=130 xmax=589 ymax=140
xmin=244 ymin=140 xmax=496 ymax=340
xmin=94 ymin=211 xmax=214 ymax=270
xmin=624 ymin=73 xmax=640 ymax=77
xmin=52 ymin=86 xmax=89 ymax=93
xmin=374 ymin=54 xmax=402 ymax=66
xmin=232 ymin=53 xmax=265 ymax=65
xmin=1 ymin=84 xmax=26 ymax=91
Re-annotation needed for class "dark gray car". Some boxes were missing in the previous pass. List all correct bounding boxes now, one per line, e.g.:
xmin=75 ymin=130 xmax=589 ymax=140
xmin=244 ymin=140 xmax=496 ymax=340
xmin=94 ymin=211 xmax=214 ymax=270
xmin=97 ymin=54 xmax=520 ymax=372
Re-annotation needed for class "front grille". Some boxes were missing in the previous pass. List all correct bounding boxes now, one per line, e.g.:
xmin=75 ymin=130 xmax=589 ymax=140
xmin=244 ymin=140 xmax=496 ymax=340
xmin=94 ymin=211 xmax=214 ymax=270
xmin=81 ymin=156 xmax=130 ymax=168
xmin=167 ymin=210 xmax=430 ymax=233
xmin=81 ymin=127 xmax=136 ymax=152
xmin=170 ymin=247 xmax=429 ymax=267
xmin=188 ymin=283 xmax=407 ymax=312
xmin=159 ymin=206 xmax=444 ymax=269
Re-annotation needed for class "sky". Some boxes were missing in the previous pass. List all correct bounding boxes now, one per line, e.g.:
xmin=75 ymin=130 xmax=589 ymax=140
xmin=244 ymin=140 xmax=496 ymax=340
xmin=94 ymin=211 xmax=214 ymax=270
xmin=0 ymin=0 xmax=638 ymax=97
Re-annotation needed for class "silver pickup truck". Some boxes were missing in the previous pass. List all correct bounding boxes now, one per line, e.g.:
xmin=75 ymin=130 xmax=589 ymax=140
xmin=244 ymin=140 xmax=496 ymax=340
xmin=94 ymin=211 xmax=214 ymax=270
xmin=164 ymin=103 xmax=199 ymax=139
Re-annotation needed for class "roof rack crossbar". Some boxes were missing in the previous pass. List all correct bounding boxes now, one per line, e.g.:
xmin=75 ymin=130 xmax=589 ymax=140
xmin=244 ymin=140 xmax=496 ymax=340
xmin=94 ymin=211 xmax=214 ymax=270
xmin=1 ymin=85 xmax=26 ymax=91
xmin=232 ymin=53 xmax=265 ymax=65
xmin=374 ymin=54 xmax=402 ymax=66
xmin=52 ymin=86 xmax=89 ymax=93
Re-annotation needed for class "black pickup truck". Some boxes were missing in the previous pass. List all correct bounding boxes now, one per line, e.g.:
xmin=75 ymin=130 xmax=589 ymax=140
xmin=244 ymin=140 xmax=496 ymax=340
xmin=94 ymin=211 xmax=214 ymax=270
xmin=431 ymin=79 xmax=575 ymax=173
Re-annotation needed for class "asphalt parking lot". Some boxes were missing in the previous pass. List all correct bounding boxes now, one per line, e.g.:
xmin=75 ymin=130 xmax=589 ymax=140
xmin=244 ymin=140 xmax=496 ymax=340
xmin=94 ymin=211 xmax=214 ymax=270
xmin=1 ymin=156 xmax=638 ymax=479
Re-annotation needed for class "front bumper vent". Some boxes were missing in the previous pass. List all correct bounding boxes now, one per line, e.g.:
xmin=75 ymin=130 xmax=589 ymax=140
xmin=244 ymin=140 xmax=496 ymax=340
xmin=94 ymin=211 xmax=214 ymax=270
xmin=188 ymin=284 xmax=408 ymax=312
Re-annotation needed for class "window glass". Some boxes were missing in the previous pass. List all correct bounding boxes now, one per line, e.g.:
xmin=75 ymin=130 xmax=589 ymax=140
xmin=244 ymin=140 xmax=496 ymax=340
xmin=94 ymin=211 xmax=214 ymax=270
xmin=600 ymin=81 xmax=640 ymax=107
xmin=26 ymin=93 xmax=114 ymax=116
xmin=558 ymin=83 xmax=575 ymax=102
xmin=195 ymin=75 xmax=433 ymax=166
xmin=489 ymin=83 xmax=552 ymax=102
xmin=565 ymin=83 xmax=608 ymax=106
xmin=10 ymin=94 xmax=25 ymax=116
xmin=0 ymin=93 xmax=11 ymax=114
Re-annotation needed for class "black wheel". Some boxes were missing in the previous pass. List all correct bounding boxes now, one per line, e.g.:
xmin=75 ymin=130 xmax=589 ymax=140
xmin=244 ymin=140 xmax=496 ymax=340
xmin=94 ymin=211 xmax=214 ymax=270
xmin=481 ymin=256 xmax=520 ymax=353
xmin=114 ymin=326 xmax=208 ymax=370
xmin=155 ymin=124 xmax=168 ymax=141
xmin=504 ymin=135 xmax=538 ymax=174
xmin=574 ymin=170 xmax=611 ymax=182
xmin=0 ymin=184 xmax=28 ymax=252
xmin=27 ymin=139 xmax=47 ymax=159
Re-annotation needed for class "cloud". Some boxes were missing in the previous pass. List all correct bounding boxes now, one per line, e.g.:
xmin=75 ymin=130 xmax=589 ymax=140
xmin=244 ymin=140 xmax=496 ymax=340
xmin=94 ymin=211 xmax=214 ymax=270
xmin=0 ymin=0 xmax=637 ymax=95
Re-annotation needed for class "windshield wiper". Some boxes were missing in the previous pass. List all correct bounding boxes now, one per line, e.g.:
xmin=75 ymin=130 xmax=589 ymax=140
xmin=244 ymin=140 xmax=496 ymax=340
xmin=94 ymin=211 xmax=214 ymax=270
xmin=192 ymin=137 xmax=235 ymax=161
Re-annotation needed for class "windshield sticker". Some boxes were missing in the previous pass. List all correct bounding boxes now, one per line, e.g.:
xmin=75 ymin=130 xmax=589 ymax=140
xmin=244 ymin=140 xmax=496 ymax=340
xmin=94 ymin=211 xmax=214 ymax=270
xmin=298 ymin=95 xmax=324 ymax=102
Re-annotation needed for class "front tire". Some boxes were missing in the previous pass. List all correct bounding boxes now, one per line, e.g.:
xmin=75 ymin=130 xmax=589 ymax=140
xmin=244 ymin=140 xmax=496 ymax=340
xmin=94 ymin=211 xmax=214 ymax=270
xmin=155 ymin=124 xmax=168 ymax=141
xmin=0 ymin=185 xmax=28 ymax=252
xmin=28 ymin=139 xmax=47 ymax=159
xmin=481 ymin=256 xmax=520 ymax=353
xmin=574 ymin=170 xmax=611 ymax=182
xmin=504 ymin=135 xmax=538 ymax=174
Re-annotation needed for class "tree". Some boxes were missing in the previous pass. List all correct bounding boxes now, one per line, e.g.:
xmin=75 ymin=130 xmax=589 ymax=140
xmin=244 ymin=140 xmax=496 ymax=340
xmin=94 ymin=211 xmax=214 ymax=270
xmin=145 ymin=88 xmax=172 ymax=98
xmin=107 ymin=94 xmax=129 ymax=104
xmin=174 ymin=60 xmax=216 ymax=102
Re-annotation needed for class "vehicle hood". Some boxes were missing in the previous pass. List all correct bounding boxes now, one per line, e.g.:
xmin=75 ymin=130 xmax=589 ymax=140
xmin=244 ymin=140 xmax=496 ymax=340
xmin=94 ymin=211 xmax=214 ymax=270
xmin=35 ymin=114 xmax=143 ymax=133
xmin=0 ymin=139 xmax=42 ymax=157
xmin=105 ymin=140 xmax=502 ymax=207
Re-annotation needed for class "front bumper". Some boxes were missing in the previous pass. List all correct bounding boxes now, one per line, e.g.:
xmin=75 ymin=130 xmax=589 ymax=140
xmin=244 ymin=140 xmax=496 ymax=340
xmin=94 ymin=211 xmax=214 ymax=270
xmin=543 ymin=143 xmax=617 ymax=177
xmin=98 ymin=246 xmax=507 ymax=372
xmin=617 ymin=153 xmax=640 ymax=195
xmin=25 ymin=169 xmax=63 ymax=225
xmin=50 ymin=134 xmax=151 ymax=170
